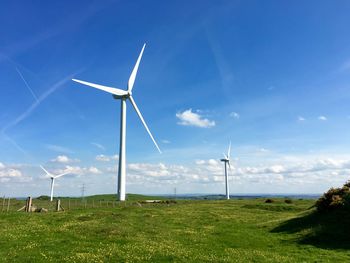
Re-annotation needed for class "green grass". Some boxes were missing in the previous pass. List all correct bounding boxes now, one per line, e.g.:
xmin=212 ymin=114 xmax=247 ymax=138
xmin=0 ymin=197 xmax=349 ymax=262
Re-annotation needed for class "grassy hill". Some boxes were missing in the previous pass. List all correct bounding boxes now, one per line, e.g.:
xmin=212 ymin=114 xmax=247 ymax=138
xmin=36 ymin=193 xmax=166 ymax=201
xmin=0 ymin=196 xmax=349 ymax=262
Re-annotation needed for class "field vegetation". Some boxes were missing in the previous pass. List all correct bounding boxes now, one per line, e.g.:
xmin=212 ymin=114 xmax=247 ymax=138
xmin=0 ymin=195 xmax=349 ymax=262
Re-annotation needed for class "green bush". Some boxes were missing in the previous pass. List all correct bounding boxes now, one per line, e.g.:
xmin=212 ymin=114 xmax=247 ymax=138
xmin=36 ymin=195 xmax=50 ymax=200
xmin=284 ymin=199 xmax=293 ymax=204
xmin=316 ymin=181 xmax=350 ymax=212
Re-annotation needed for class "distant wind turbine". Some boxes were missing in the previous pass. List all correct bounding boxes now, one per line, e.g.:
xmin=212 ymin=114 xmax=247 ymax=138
xmin=220 ymin=142 xmax=231 ymax=200
xmin=72 ymin=43 xmax=161 ymax=201
xmin=40 ymin=165 xmax=70 ymax=201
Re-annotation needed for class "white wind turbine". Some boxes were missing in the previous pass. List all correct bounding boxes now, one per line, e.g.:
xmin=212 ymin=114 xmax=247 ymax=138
xmin=40 ymin=165 xmax=70 ymax=202
xmin=220 ymin=142 xmax=231 ymax=200
xmin=72 ymin=43 xmax=161 ymax=201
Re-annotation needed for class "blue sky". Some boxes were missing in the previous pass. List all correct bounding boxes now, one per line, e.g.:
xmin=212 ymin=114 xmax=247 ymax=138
xmin=1 ymin=1 xmax=350 ymax=197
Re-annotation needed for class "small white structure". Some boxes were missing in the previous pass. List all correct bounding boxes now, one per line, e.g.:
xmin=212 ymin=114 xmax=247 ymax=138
xmin=40 ymin=165 xmax=70 ymax=201
xmin=220 ymin=142 xmax=232 ymax=200
xmin=72 ymin=44 xmax=161 ymax=201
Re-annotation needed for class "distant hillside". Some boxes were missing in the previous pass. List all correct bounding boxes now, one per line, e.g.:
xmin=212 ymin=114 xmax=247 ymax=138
xmin=37 ymin=193 xmax=166 ymax=201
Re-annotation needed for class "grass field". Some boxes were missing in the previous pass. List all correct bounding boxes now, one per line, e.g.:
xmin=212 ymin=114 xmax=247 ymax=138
xmin=0 ymin=196 xmax=349 ymax=262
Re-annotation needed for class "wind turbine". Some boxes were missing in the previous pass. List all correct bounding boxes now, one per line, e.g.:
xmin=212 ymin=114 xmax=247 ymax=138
xmin=72 ymin=43 xmax=161 ymax=201
xmin=40 ymin=165 xmax=70 ymax=202
xmin=220 ymin=142 xmax=231 ymax=200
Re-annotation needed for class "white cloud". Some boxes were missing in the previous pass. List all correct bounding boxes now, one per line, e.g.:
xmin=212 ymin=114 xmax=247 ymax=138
xmin=105 ymin=166 xmax=118 ymax=173
xmin=230 ymin=112 xmax=240 ymax=119
xmin=0 ymin=178 xmax=10 ymax=183
xmin=95 ymin=154 xmax=118 ymax=162
xmin=126 ymin=162 xmax=207 ymax=185
xmin=161 ymin=139 xmax=171 ymax=144
xmin=318 ymin=116 xmax=327 ymax=121
xmin=96 ymin=155 xmax=110 ymax=162
xmin=51 ymin=155 xmax=79 ymax=164
xmin=58 ymin=165 xmax=102 ymax=176
xmin=259 ymin=148 xmax=269 ymax=153
xmin=0 ymin=168 xmax=22 ymax=178
xmin=0 ymin=162 xmax=31 ymax=183
xmin=2 ymin=154 xmax=350 ymax=195
xmin=298 ymin=116 xmax=305 ymax=121
xmin=208 ymin=159 xmax=219 ymax=166
xmin=114 ymin=156 xmax=350 ymax=189
xmin=265 ymin=165 xmax=285 ymax=174
xmin=88 ymin=166 xmax=102 ymax=174
xmin=176 ymin=109 xmax=215 ymax=128
xmin=195 ymin=160 xmax=206 ymax=165
xmin=45 ymin=144 xmax=73 ymax=154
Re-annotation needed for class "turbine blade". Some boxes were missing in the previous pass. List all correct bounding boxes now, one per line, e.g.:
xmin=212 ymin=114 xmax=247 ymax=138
xmin=72 ymin=79 xmax=127 ymax=96
xmin=40 ymin=165 xmax=50 ymax=175
xmin=54 ymin=172 xmax=70 ymax=179
xmin=223 ymin=153 xmax=228 ymax=159
xmin=129 ymin=96 xmax=162 ymax=153
xmin=227 ymin=141 xmax=231 ymax=159
xmin=228 ymin=159 xmax=234 ymax=174
xmin=128 ymin=43 xmax=146 ymax=92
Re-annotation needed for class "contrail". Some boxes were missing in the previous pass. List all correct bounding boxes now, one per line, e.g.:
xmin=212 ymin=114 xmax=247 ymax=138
xmin=1 ymin=132 xmax=27 ymax=156
xmin=91 ymin=142 xmax=106 ymax=151
xmin=2 ymin=69 xmax=83 ymax=134
xmin=15 ymin=67 xmax=39 ymax=102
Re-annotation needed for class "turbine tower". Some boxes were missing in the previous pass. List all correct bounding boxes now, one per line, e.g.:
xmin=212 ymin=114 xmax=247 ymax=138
xmin=40 ymin=165 xmax=70 ymax=201
xmin=220 ymin=142 xmax=231 ymax=200
xmin=72 ymin=43 xmax=161 ymax=201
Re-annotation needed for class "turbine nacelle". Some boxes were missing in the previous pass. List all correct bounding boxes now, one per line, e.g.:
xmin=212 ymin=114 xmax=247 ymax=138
xmin=112 ymin=92 xmax=131 ymax=100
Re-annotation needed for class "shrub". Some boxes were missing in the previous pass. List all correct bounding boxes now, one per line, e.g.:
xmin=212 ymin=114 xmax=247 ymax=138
xmin=316 ymin=181 xmax=350 ymax=212
xmin=265 ymin=199 xmax=274 ymax=203
xmin=37 ymin=195 xmax=50 ymax=200
xmin=284 ymin=199 xmax=293 ymax=204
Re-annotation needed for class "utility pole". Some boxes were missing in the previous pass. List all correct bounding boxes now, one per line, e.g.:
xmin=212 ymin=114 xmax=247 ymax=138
xmin=174 ymin=187 xmax=177 ymax=200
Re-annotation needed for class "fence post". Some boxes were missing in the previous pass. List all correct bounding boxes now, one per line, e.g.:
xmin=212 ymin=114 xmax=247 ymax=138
xmin=25 ymin=197 xmax=32 ymax=212
xmin=2 ymin=196 xmax=5 ymax=212
xmin=56 ymin=199 xmax=61 ymax=212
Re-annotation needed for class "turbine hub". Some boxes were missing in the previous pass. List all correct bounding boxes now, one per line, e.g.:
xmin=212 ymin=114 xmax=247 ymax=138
xmin=113 ymin=93 xmax=130 ymax=100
